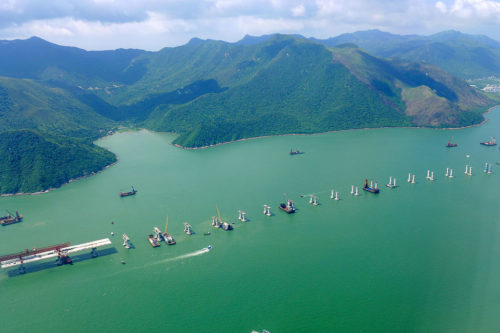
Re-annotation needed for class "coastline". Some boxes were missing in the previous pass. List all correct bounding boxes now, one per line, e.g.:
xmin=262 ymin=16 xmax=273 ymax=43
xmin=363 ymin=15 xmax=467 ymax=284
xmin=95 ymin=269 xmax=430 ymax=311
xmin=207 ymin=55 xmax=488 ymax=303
xmin=174 ymin=104 xmax=499 ymax=150
xmin=0 ymin=155 xmax=119 ymax=198
xmin=2 ymin=104 xmax=497 ymax=196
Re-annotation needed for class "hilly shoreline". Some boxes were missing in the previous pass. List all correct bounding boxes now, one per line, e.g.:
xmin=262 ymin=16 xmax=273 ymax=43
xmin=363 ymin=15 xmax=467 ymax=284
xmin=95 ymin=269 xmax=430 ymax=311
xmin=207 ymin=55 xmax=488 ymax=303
xmin=0 ymin=32 xmax=498 ymax=194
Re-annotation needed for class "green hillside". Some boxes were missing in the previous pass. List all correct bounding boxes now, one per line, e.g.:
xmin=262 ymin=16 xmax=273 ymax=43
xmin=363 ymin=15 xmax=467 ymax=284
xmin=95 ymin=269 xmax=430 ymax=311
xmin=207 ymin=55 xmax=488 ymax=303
xmin=0 ymin=76 xmax=116 ymax=194
xmin=138 ymin=37 xmax=490 ymax=147
xmin=0 ymin=130 xmax=116 ymax=194
xmin=0 ymin=37 xmax=148 ymax=86
xmin=0 ymin=77 xmax=112 ymax=137
xmin=317 ymin=30 xmax=500 ymax=79
xmin=0 ymin=33 xmax=496 ymax=193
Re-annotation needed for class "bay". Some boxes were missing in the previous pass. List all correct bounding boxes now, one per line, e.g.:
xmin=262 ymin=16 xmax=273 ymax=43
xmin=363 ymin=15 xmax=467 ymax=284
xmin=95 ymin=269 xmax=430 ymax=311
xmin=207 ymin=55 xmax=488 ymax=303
xmin=1 ymin=107 xmax=500 ymax=332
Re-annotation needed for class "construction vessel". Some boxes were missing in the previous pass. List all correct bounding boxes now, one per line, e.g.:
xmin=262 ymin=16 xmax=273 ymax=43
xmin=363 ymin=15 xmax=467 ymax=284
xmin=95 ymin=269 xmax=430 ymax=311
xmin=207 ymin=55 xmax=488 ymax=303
xmin=215 ymin=206 xmax=232 ymax=231
xmin=363 ymin=179 xmax=379 ymax=193
xmin=279 ymin=199 xmax=296 ymax=214
xmin=148 ymin=234 xmax=160 ymax=247
xmin=0 ymin=210 xmax=23 ymax=226
xmin=119 ymin=186 xmax=137 ymax=197
xmin=163 ymin=217 xmax=176 ymax=244
xmin=480 ymin=137 xmax=496 ymax=146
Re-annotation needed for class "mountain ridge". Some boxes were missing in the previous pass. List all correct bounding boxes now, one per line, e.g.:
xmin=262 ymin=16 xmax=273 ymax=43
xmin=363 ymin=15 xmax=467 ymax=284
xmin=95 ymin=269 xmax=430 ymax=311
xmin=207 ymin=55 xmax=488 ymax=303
xmin=0 ymin=32 xmax=497 ymax=193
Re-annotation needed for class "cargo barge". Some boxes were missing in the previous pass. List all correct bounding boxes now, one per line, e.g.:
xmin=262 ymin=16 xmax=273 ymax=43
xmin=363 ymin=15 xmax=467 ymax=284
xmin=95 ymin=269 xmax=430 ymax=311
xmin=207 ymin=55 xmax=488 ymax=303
xmin=363 ymin=179 xmax=379 ymax=193
xmin=119 ymin=186 xmax=137 ymax=197
xmin=279 ymin=199 xmax=296 ymax=213
xmin=480 ymin=137 xmax=496 ymax=146
xmin=0 ymin=211 xmax=22 ymax=226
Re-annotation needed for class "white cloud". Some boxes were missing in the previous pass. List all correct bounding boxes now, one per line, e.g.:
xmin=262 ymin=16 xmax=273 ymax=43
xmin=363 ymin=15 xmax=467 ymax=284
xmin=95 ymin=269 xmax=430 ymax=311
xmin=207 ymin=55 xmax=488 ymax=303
xmin=435 ymin=1 xmax=447 ymax=13
xmin=0 ymin=0 xmax=499 ymax=49
xmin=449 ymin=0 xmax=500 ymax=18
xmin=291 ymin=4 xmax=306 ymax=17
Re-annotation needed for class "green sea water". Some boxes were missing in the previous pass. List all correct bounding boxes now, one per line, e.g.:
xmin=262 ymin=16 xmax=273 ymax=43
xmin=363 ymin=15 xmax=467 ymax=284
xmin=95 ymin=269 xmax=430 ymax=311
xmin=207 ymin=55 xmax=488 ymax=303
xmin=1 ymin=107 xmax=500 ymax=332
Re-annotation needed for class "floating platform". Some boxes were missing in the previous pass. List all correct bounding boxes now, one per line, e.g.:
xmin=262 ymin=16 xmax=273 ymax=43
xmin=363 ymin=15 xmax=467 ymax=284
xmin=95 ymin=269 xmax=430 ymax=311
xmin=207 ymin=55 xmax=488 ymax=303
xmin=1 ymin=238 xmax=112 ymax=269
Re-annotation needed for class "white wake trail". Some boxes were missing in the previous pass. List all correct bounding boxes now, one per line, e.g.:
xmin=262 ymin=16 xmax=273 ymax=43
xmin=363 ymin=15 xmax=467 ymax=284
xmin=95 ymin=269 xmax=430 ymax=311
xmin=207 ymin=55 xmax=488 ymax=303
xmin=157 ymin=247 xmax=210 ymax=264
xmin=105 ymin=247 xmax=212 ymax=277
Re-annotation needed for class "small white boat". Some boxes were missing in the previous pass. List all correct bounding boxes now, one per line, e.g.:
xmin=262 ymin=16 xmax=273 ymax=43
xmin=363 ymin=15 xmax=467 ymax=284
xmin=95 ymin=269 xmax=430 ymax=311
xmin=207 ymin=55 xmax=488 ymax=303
xmin=354 ymin=187 xmax=359 ymax=196
xmin=449 ymin=169 xmax=453 ymax=178
xmin=334 ymin=192 xmax=339 ymax=200
xmin=411 ymin=174 xmax=416 ymax=184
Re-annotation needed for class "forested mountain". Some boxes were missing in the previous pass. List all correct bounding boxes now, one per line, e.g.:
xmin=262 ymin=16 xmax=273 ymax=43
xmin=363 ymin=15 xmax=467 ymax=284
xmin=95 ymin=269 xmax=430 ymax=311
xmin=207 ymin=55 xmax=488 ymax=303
xmin=0 ymin=37 xmax=149 ymax=85
xmin=0 ymin=32 xmax=496 ymax=193
xmin=314 ymin=30 xmax=500 ymax=79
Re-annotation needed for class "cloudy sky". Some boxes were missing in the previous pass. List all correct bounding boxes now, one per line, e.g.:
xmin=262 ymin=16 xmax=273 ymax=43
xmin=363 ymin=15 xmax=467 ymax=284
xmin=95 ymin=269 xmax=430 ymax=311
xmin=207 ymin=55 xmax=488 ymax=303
xmin=0 ymin=0 xmax=499 ymax=50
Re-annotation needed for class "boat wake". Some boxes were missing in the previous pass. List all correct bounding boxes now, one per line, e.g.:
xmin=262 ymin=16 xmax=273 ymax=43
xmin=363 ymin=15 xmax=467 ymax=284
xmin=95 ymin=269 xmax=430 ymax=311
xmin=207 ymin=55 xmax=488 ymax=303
xmin=157 ymin=247 xmax=210 ymax=264
xmin=104 ymin=247 xmax=212 ymax=277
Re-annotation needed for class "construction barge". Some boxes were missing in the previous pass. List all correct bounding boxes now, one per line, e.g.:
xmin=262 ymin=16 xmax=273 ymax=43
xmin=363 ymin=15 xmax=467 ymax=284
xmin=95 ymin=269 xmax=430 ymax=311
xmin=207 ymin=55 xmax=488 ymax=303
xmin=0 ymin=210 xmax=23 ymax=226
xmin=0 ymin=238 xmax=112 ymax=274
xmin=279 ymin=200 xmax=296 ymax=214
xmin=119 ymin=186 xmax=137 ymax=197
xmin=480 ymin=137 xmax=496 ymax=146
xmin=446 ymin=140 xmax=457 ymax=147
xmin=363 ymin=179 xmax=380 ymax=194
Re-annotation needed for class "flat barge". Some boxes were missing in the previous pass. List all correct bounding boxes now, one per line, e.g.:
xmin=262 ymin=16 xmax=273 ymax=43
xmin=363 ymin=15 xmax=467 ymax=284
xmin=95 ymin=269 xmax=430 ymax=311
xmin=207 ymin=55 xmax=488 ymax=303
xmin=446 ymin=140 xmax=457 ymax=147
xmin=0 ymin=211 xmax=22 ymax=226
xmin=279 ymin=200 xmax=296 ymax=213
xmin=148 ymin=234 xmax=160 ymax=247
xmin=480 ymin=137 xmax=496 ymax=146
xmin=119 ymin=186 xmax=137 ymax=197
xmin=363 ymin=179 xmax=380 ymax=194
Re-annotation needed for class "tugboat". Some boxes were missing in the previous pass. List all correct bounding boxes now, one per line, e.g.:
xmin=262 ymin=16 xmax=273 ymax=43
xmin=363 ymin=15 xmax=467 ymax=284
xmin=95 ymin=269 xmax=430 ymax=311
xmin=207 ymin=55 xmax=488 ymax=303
xmin=446 ymin=140 xmax=458 ymax=147
xmin=0 ymin=210 xmax=23 ymax=226
xmin=147 ymin=234 xmax=160 ymax=247
xmin=279 ymin=199 xmax=296 ymax=213
xmin=289 ymin=148 xmax=304 ymax=155
xmin=119 ymin=186 xmax=137 ymax=197
xmin=362 ymin=179 xmax=380 ymax=193
xmin=480 ymin=137 xmax=497 ymax=146
xmin=163 ymin=217 xmax=176 ymax=244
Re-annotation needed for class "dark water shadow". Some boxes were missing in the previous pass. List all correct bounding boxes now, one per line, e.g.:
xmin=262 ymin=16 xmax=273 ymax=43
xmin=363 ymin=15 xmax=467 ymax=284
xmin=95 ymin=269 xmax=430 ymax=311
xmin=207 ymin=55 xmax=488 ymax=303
xmin=5 ymin=247 xmax=117 ymax=277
